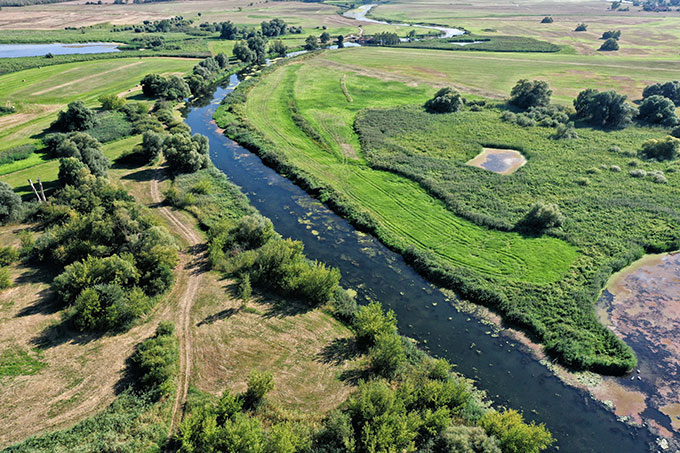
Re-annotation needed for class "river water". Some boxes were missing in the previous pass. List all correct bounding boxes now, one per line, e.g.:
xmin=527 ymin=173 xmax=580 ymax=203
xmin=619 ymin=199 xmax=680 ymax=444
xmin=0 ymin=43 xmax=119 ymax=59
xmin=184 ymin=75 xmax=660 ymax=452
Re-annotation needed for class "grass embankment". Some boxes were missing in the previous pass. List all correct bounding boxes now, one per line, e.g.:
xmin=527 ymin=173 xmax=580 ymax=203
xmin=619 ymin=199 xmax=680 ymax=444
xmin=215 ymin=49 xmax=680 ymax=373
xmin=0 ymin=57 xmax=196 ymax=170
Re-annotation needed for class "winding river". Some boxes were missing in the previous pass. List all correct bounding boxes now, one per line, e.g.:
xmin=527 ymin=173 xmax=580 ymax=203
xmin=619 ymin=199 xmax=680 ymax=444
xmin=182 ymin=74 xmax=663 ymax=452
xmin=343 ymin=4 xmax=464 ymax=39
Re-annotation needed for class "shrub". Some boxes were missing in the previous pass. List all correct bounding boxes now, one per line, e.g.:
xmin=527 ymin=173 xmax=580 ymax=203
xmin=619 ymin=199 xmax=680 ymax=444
xmin=0 ymin=246 xmax=18 ymax=266
xmin=629 ymin=169 xmax=647 ymax=178
xmin=479 ymin=409 xmax=553 ymax=453
xmin=354 ymin=301 xmax=398 ymax=346
xmin=138 ymin=130 xmax=165 ymax=165
xmin=599 ymin=38 xmax=619 ymax=51
xmin=610 ymin=165 xmax=621 ymax=172
xmin=434 ymin=425 xmax=501 ymax=453
xmin=636 ymin=95 xmax=679 ymax=126
xmin=574 ymin=23 xmax=588 ymax=31
xmin=642 ymin=80 xmax=680 ymax=106
xmin=0 ymin=181 xmax=22 ymax=224
xmin=369 ymin=333 xmax=406 ymax=378
xmin=331 ymin=287 xmax=358 ymax=322
xmin=53 ymin=132 xmax=110 ymax=177
xmin=0 ymin=267 xmax=11 ymax=289
xmin=230 ymin=214 xmax=276 ymax=250
xmin=98 ymin=94 xmax=126 ymax=111
xmin=140 ymin=74 xmax=190 ymax=100
xmin=58 ymin=157 xmax=89 ymax=187
xmin=553 ymin=122 xmax=578 ymax=140
xmin=128 ymin=322 xmax=178 ymax=400
xmin=243 ymin=370 xmax=274 ymax=410
xmin=650 ymin=170 xmax=667 ymax=183
xmin=639 ymin=136 xmax=680 ymax=161
xmin=517 ymin=202 xmax=564 ymax=231
xmin=671 ymin=126 xmax=680 ymax=138
xmin=239 ymin=273 xmax=252 ymax=302
xmin=0 ymin=143 xmax=36 ymax=166
xmin=51 ymin=101 xmax=98 ymax=132
xmin=515 ymin=114 xmax=536 ymax=127
xmin=424 ymin=87 xmax=464 ymax=113
xmin=509 ymin=79 xmax=552 ymax=109
xmin=541 ymin=16 xmax=553 ymax=23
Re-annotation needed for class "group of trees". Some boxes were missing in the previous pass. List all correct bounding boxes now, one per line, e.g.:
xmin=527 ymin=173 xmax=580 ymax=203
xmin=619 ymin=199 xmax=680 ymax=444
xmin=599 ymin=30 xmax=621 ymax=51
xmin=51 ymin=101 xmax=98 ymax=132
xmin=186 ymin=55 xmax=230 ymax=96
xmin=369 ymin=31 xmax=401 ymax=46
xmin=233 ymin=36 xmax=268 ymax=65
xmin=213 ymin=18 xmax=301 ymax=41
xmin=141 ymin=74 xmax=191 ymax=100
xmin=643 ymin=80 xmax=680 ymax=106
xmin=44 ymin=132 xmax=110 ymax=181
xmin=574 ymin=88 xmax=637 ymax=128
xmin=509 ymin=79 xmax=552 ymax=109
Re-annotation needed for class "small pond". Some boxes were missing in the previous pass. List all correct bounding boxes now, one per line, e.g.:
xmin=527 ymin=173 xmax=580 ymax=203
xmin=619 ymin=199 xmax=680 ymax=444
xmin=0 ymin=43 xmax=120 ymax=59
xmin=466 ymin=147 xmax=527 ymax=174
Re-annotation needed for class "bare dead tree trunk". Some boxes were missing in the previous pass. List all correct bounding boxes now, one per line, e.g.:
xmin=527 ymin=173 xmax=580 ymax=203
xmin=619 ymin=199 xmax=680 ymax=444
xmin=37 ymin=177 xmax=47 ymax=202
xmin=28 ymin=179 xmax=41 ymax=203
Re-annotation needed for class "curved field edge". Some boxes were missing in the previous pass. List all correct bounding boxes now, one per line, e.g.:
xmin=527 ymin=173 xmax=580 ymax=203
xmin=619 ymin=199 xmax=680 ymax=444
xmin=214 ymin=55 xmax=637 ymax=375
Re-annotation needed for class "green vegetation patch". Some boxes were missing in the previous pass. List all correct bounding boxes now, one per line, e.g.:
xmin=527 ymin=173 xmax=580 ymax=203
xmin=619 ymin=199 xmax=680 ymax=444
xmin=395 ymin=35 xmax=562 ymax=53
xmin=0 ymin=347 xmax=47 ymax=377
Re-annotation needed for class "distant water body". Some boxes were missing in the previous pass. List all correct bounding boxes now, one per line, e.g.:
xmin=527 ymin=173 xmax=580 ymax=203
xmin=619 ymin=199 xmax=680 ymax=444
xmin=0 ymin=43 xmax=119 ymax=58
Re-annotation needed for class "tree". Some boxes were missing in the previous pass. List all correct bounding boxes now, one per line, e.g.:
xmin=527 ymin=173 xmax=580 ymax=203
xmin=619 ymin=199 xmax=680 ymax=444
xmin=139 ymin=130 xmax=165 ymax=164
xmin=233 ymin=40 xmax=255 ymax=64
xmin=424 ymin=87 xmax=464 ymax=113
xmin=270 ymin=39 xmax=287 ymax=57
xmin=52 ymin=101 xmax=98 ymax=132
xmin=98 ymin=93 xmax=126 ymax=111
xmin=574 ymin=23 xmax=588 ymax=31
xmin=639 ymin=136 xmax=680 ymax=161
xmin=599 ymin=38 xmax=619 ymax=51
xmin=58 ymin=157 xmax=89 ymax=187
xmin=0 ymin=181 xmax=21 ymax=224
xmin=261 ymin=18 xmax=287 ymax=37
xmin=541 ymin=16 xmax=553 ymax=23
xmin=354 ymin=301 xmax=398 ymax=346
xmin=370 ymin=333 xmax=406 ymax=378
xmin=642 ymin=80 xmax=680 ymax=106
xmin=247 ymin=36 xmax=267 ymax=65
xmin=215 ymin=52 xmax=229 ymax=69
xmin=140 ymin=74 xmax=190 ymax=100
xmin=336 ymin=34 xmax=344 ymax=48
xmin=637 ymin=95 xmax=679 ymax=126
xmin=509 ymin=79 xmax=552 ymax=109
xmin=54 ymin=132 xmax=110 ymax=177
xmin=304 ymin=35 xmax=318 ymax=51
xmin=601 ymin=30 xmax=621 ymax=40
xmin=220 ymin=21 xmax=239 ymax=40
xmin=574 ymin=88 xmax=636 ymax=128
xmin=517 ymin=202 xmax=564 ymax=232
xmin=162 ymin=132 xmax=210 ymax=174
xmin=320 ymin=31 xmax=331 ymax=44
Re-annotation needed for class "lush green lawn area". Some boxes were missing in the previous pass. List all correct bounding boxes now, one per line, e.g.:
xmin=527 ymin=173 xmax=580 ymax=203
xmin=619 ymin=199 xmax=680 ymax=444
xmin=0 ymin=135 xmax=141 ymax=198
xmin=218 ymin=48 xmax=680 ymax=372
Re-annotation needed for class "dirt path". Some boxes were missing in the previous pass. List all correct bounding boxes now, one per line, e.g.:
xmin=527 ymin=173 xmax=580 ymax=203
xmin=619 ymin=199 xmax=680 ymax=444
xmin=149 ymin=171 xmax=203 ymax=434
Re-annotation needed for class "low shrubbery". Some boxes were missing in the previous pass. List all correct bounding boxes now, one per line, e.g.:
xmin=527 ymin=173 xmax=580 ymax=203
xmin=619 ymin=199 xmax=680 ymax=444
xmin=0 ymin=143 xmax=36 ymax=167
xmin=129 ymin=321 xmax=178 ymax=400
xmin=639 ymin=136 xmax=680 ymax=161
xmin=0 ymin=181 xmax=22 ymax=224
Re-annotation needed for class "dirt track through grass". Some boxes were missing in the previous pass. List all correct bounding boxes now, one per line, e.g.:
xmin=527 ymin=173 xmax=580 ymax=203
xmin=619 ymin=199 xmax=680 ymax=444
xmin=149 ymin=171 xmax=203 ymax=434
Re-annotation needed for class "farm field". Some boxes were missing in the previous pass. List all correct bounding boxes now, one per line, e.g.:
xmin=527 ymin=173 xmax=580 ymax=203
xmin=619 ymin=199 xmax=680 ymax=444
xmin=219 ymin=47 xmax=680 ymax=373
xmin=367 ymin=0 xmax=680 ymax=56
xmin=0 ymin=57 xmax=196 ymax=166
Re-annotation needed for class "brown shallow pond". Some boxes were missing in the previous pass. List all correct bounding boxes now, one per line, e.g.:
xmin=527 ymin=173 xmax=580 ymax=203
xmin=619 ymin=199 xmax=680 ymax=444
xmin=596 ymin=252 xmax=680 ymax=439
xmin=466 ymin=148 xmax=527 ymax=174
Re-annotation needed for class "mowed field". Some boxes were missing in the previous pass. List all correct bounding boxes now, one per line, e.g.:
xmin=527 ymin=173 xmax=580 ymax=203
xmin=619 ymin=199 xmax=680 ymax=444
xmin=0 ymin=57 xmax=196 ymax=167
xmin=368 ymin=0 xmax=680 ymax=56
xmin=236 ymin=59 xmax=578 ymax=284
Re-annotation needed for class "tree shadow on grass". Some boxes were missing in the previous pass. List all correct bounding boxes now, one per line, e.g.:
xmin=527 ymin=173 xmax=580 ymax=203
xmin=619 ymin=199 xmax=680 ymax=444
xmin=317 ymin=337 xmax=361 ymax=366
xmin=261 ymin=296 xmax=312 ymax=319
xmin=197 ymin=307 xmax=240 ymax=326
xmin=14 ymin=265 xmax=61 ymax=317
xmin=120 ymin=167 xmax=159 ymax=184
xmin=30 ymin=319 xmax=107 ymax=350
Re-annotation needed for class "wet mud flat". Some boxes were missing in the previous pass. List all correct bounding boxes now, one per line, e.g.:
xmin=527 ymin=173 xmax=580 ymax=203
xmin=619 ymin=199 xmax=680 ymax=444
xmin=594 ymin=253 xmax=680 ymax=443
xmin=466 ymin=148 xmax=527 ymax=174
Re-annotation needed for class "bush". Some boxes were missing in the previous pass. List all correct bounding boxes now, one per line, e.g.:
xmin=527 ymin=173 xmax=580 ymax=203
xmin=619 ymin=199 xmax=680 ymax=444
xmin=509 ymin=79 xmax=551 ymax=109
xmin=140 ymin=74 xmax=190 ymax=100
xmin=0 ymin=181 xmax=22 ymax=224
xmin=98 ymin=93 xmax=126 ymax=111
xmin=574 ymin=88 xmax=636 ymax=128
xmin=480 ymin=409 xmax=553 ymax=453
xmin=517 ymin=202 xmax=564 ymax=231
xmin=230 ymin=214 xmax=276 ymax=250
xmin=0 ymin=143 xmax=36 ymax=166
xmin=434 ymin=425 xmax=501 ymax=453
xmin=0 ymin=246 xmax=18 ymax=266
xmin=0 ymin=267 xmax=11 ymax=289
xmin=243 ymin=370 xmax=274 ymax=410
xmin=601 ymin=30 xmax=621 ymax=40
xmin=639 ymin=136 xmax=680 ymax=161
xmin=162 ymin=132 xmax=210 ymax=174
xmin=51 ymin=101 xmax=98 ymax=132
xmin=128 ymin=321 xmax=178 ymax=400
xmin=239 ymin=273 xmax=252 ymax=302
xmin=58 ymin=157 xmax=89 ymax=187
xmin=553 ymin=122 xmax=578 ymax=140
xmin=629 ymin=169 xmax=647 ymax=178
xmin=599 ymin=38 xmax=619 ymax=51
xmin=540 ymin=16 xmax=553 ymax=23
xmin=138 ymin=130 xmax=165 ymax=165
xmin=369 ymin=332 xmax=406 ymax=378
xmin=650 ymin=170 xmax=667 ymax=183
xmin=424 ymin=87 xmax=464 ymax=113
xmin=574 ymin=23 xmax=588 ymax=31
xmin=642 ymin=80 xmax=680 ymax=106
xmin=637 ymin=95 xmax=679 ymax=126
xmin=53 ymin=132 xmax=110 ymax=177
xmin=331 ymin=287 xmax=358 ymax=322
xmin=354 ymin=301 xmax=398 ymax=346
xmin=671 ymin=126 xmax=680 ymax=138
